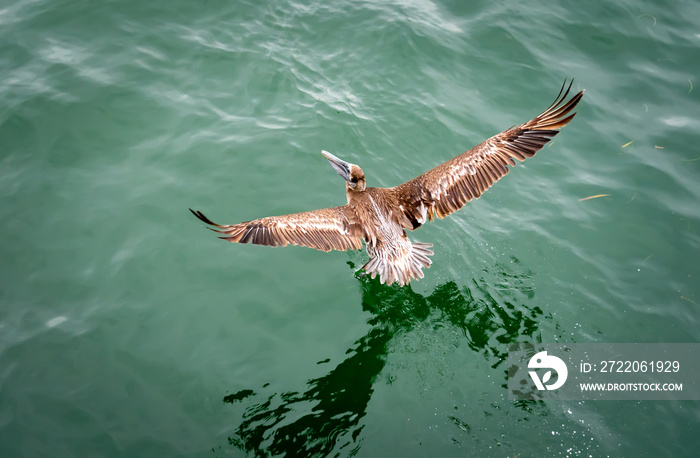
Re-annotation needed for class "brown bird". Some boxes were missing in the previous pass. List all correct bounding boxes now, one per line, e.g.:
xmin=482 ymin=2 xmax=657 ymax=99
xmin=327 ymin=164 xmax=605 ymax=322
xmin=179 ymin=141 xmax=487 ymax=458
xmin=191 ymin=80 xmax=584 ymax=286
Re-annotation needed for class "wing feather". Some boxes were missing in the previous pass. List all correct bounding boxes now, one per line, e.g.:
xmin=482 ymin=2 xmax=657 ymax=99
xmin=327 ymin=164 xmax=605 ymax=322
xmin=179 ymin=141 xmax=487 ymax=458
xmin=395 ymin=80 xmax=584 ymax=222
xmin=190 ymin=206 xmax=364 ymax=252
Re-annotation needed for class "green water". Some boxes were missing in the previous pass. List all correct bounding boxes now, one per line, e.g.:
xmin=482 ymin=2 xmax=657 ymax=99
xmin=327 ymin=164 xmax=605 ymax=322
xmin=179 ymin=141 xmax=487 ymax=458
xmin=1 ymin=0 xmax=699 ymax=456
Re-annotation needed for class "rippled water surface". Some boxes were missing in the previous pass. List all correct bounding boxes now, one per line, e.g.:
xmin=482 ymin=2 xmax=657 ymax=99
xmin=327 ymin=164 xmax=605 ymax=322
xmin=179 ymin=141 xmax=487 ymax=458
xmin=1 ymin=0 xmax=699 ymax=456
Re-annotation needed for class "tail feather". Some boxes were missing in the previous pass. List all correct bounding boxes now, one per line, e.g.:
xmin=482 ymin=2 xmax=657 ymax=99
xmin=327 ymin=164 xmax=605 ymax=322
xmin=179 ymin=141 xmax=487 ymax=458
xmin=361 ymin=240 xmax=434 ymax=286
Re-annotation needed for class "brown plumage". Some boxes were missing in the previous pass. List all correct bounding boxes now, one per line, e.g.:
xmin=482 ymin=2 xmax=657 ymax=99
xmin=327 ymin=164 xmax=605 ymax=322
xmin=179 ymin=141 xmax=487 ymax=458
xmin=191 ymin=80 xmax=584 ymax=286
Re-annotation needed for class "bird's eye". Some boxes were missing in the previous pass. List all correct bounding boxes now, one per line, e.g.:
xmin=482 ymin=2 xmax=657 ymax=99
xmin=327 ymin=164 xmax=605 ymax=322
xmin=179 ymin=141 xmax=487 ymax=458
xmin=351 ymin=177 xmax=358 ymax=183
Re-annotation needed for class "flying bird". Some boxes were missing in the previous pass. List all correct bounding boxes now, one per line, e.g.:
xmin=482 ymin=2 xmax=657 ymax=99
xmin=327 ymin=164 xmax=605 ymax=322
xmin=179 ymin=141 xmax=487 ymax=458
xmin=191 ymin=81 xmax=584 ymax=286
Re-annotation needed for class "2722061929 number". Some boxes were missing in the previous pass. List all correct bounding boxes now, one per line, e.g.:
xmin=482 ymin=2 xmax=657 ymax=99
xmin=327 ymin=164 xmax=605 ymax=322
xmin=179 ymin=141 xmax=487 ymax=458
xmin=599 ymin=360 xmax=680 ymax=373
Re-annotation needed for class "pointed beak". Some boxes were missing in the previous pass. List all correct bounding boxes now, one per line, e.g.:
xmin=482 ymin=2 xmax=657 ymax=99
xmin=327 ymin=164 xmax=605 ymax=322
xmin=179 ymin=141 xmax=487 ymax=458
xmin=322 ymin=150 xmax=352 ymax=183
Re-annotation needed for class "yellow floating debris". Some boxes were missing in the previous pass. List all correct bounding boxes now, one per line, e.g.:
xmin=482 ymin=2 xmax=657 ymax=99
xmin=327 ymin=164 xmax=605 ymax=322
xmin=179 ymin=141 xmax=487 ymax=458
xmin=622 ymin=141 xmax=634 ymax=148
xmin=655 ymin=145 xmax=664 ymax=149
xmin=578 ymin=194 xmax=611 ymax=201
xmin=680 ymin=296 xmax=698 ymax=306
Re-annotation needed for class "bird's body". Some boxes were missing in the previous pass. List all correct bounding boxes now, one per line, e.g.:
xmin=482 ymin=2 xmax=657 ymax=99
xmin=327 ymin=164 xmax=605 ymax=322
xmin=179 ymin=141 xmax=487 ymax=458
xmin=341 ymin=186 xmax=435 ymax=286
xmin=191 ymin=81 xmax=584 ymax=286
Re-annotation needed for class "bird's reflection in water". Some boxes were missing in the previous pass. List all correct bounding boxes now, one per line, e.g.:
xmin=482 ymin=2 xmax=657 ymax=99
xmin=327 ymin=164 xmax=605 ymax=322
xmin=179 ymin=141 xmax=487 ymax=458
xmin=222 ymin=257 xmax=543 ymax=457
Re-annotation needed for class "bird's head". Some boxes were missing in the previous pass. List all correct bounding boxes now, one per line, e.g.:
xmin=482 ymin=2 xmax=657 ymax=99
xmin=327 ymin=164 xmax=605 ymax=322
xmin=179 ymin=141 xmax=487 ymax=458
xmin=322 ymin=150 xmax=366 ymax=192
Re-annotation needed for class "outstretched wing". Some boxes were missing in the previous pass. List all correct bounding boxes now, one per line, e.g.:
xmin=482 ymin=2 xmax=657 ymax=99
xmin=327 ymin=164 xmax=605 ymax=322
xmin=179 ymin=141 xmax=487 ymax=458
xmin=190 ymin=206 xmax=364 ymax=252
xmin=394 ymin=80 xmax=584 ymax=224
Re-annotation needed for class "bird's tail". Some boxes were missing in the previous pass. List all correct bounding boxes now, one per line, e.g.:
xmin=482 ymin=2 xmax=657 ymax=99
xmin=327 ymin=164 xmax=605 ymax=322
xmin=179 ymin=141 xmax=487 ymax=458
xmin=362 ymin=239 xmax=433 ymax=286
